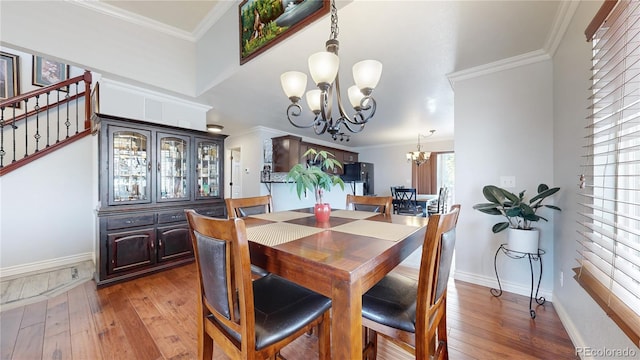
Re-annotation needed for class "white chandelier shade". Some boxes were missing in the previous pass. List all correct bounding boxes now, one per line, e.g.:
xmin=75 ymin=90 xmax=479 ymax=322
xmin=407 ymin=130 xmax=436 ymax=166
xmin=280 ymin=0 xmax=382 ymax=142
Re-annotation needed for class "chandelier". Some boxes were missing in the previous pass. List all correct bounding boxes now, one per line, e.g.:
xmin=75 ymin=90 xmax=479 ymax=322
xmin=280 ymin=0 xmax=382 ymax=141
xmin=406 ymin=130 xmax=436 ymax=166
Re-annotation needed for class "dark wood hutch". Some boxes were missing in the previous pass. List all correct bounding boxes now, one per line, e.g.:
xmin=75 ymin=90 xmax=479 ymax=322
xmin=95 ymin=114 xmax=226 ymax=287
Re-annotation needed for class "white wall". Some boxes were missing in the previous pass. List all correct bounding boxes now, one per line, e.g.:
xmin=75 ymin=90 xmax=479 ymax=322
xmin=551 ymin=0 xmax=638 ymax=352
xmin=0 ymin=136 xmax=95 ymax=273
xmin=356 ymin=139 xmax=454 ymax=196
xmin=1 ymin=1 xmax=196 ymax=97
xmin=453 ymin=59 xmax=556 ymax=299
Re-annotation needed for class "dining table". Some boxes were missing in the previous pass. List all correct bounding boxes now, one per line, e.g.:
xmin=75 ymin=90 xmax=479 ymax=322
xmin=243 ymin=208 xmax=429 ymax=359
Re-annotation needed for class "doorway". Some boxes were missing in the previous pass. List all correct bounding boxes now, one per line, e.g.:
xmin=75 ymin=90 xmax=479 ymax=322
xmin=229 ymin=148 xmax=242 ymax=199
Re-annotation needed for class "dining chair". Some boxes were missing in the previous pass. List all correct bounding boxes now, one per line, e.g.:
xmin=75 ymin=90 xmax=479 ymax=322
xmin=225 ymin=195 xmax=273 ymax=278
xmin=361 ymin=204 xmax=461 ymax=360
xmin=225 ymin=195 xmax=273 ymax=218
xmin=427 ymin=187 xmax=448 ymax=216
xmin=394 ymin=188 xmax=421 ymax=216
xmin=185 ymin=209 xmax=332 ymax=360
xmin=346 ymin=194 xmax=393 ymax=216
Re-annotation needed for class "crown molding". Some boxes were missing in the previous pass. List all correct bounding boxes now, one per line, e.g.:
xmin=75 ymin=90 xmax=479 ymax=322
xmin=67 ymin=0 xmax=196 ymax=42
xmin=193 ymin=1 xmax=237 ymax=41
xmin=447 ymin=49 xmax=551 ymax=89
xmin=447 ymin=0 xmax=577 ymax=89
xmin=544 ymin=0 xmax=580 ymax=57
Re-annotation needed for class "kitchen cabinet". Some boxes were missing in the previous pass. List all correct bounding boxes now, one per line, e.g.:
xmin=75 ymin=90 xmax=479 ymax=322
xmin=272 ymin=135 xmax=302 ymax=172
xmin=272 ymin=135 xmax=357 ymax=176
xmin=96 ymin=114 xmax=226 ymax=287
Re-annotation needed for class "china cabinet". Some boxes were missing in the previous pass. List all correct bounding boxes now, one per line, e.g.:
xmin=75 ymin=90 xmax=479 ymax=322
xmin=96 ymin=114 xmax=226 ymax=287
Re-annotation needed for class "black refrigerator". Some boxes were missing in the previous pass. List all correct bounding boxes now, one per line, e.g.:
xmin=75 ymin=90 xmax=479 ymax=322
xmin=343 ymin=162 xmax=374 ymax=195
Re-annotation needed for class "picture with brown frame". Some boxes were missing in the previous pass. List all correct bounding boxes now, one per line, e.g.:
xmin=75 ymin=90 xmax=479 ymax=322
xmin=239 ymin=0 xmax=329 ymax=64
xmin=32 ymin=55 xmax=69 ymax=92
xmin=1 ymin=51 xmax=21 ymax=108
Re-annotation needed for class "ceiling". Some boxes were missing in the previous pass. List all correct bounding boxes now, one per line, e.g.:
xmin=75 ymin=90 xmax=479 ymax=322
xmin=93 ymin=0 xmax=565 ymax=148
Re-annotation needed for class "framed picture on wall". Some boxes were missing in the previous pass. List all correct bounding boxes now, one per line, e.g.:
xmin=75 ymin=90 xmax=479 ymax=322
xmin=239 ymin=0 xmax=329 ymax=65
xmin=1 ymin=51 xmax=21 ymax=108
xmin=32 ymin=55 xmax=69 ymax=91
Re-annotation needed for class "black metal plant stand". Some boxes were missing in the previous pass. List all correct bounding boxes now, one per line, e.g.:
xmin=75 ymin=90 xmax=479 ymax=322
xmin=490 ymin=244 xmax=546 ymax=319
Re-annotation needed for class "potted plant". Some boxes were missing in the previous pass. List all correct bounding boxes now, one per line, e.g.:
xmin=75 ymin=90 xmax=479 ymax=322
xmin=473 ymin=184 xmax=561 ymax=253
xmin=287 ymin=148 xmax=345 ymax=222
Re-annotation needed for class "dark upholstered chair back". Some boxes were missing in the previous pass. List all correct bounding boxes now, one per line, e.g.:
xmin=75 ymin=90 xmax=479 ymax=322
xmin=193 ymin=231 xmax=233 ymax=319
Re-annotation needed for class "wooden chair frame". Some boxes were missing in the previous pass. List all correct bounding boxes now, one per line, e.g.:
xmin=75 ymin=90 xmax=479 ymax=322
xmin=363 ymin=205 xmax=461 ymax=360
xmin=346 ymin=194 xmax=393 ymax=216
xmin=185 ymin=210 xmax=330 ymax=360
xmin=225 ymin=195 xmax=273 ymax=218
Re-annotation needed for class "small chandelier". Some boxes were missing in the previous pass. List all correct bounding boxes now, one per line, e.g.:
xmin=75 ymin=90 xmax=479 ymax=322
xmin=280 ymin=0 xmax=382 ymax=141
xmin=407 ymin=130 xmax=436 ymax=166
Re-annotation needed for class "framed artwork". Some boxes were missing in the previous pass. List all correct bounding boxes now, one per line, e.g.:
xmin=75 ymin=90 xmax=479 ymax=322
xmin=1 ymin=51 xmax=21 ymax=108
xmin=32 ymin=55 xmax=69 ymax=91
xmin=239 ymin=0 xmax=329 ymax=65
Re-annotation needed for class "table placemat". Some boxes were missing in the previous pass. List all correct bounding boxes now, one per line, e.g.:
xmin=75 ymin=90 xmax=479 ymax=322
xmin=330 ymin=209 xmax=379 ymax=220
xmin=246 ymin=222 xmax=324 ymax=247
xmin=331 ymin=220 xmax=420 ymax=242
xmin=249 ymin=211 xmax=314 ymax=222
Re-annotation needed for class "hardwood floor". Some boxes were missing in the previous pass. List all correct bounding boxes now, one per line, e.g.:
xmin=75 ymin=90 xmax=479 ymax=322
xmin=0 ymin=263 xmax=578 ymax=359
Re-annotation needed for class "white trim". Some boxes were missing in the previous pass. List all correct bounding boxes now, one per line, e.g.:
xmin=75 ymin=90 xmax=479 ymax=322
xmin=553 ymin=296 xmax=590 ymax=360
xmin=193 ymin=1 xmax=237 ymax=41
xmin=0 ymin=252 xmax=94 ymax=280
xmin=544 ymin=0 xmax=580 ymax=57
xmin=67 ymin=0 xmax=195 ymax=42
xmin=454 ymin=269 xmax=553 ymax=302
xmin=447 ymin=49 xmax=551 ymax=88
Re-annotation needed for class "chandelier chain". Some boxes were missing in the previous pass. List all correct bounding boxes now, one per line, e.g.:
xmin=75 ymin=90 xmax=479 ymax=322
xmin=330 ymin=0 xmax=339 ymax=40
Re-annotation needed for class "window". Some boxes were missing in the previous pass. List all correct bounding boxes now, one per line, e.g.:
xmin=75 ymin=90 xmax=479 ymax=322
xmin=576 ymin=0 xmax=640 ymax=345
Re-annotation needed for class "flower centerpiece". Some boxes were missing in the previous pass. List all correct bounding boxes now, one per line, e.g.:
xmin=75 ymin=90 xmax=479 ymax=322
xmin=473 ymin=184 xmax=561 ymax=253
xmin=287 ymin=148 xmax=344 ymax=222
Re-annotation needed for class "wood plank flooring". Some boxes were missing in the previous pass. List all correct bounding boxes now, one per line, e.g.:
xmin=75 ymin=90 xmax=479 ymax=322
xmin=0 ymin=263 xmax=578 ymax=359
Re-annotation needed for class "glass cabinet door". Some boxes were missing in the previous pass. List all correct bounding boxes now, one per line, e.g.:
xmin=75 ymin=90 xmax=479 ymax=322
xmin=195 ymin=139 xmax=221 ymax=199
xmin=157 ymin=133 xmax=190 ymax=202
xmin=109 ymin=127 xmax=151 ymax=205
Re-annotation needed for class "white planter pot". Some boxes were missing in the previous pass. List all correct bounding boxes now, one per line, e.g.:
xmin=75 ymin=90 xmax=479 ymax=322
xmin=507 ymin=228 xmax=540 ymax=254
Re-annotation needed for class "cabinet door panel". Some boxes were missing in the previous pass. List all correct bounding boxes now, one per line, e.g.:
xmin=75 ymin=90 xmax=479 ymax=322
xmin=157 ymin=133 xmax=190 ymax=202
xmin=107 ymin=126 xmax=152 ymax=205
xmin=195 ymin=138 xmax=222 ymax=199
xmin=157 ymin=225 xmax=192 ymax=261
xmin=107 ymin=228 xmax=155 ymax=273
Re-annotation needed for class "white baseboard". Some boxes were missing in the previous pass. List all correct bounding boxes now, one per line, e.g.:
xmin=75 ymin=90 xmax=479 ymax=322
xmin=0 ymin=252 xmax=94 ymax=280
xmin=454 ymin=269 xmax=553 ymax=302
xmin=552 ymin=295 xmax=586 ymax=359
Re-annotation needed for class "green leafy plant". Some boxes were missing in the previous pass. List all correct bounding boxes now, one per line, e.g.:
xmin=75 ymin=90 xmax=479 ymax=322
xmin=473 ymin=184 xmax=561 ymax=233
xmin=286 ymin=148 xmax=345 ymax=204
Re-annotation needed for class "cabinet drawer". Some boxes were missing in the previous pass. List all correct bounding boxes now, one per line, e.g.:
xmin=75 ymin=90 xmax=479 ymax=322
xmin=196 ymin=206 xmax=225 ymax=218
xmin=158 ymin=210 xmax=187 ymax=224
xmin=107 ymin=214 xmax=155 ymax=230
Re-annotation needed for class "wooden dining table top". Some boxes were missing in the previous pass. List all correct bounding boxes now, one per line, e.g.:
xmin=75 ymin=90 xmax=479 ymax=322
xmin=243 ymin=208 xmax=429 ymax=359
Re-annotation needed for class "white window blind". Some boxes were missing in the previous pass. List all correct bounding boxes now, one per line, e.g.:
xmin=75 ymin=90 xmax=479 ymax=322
xmin=576 ymin=0 xmax=640 ymax=346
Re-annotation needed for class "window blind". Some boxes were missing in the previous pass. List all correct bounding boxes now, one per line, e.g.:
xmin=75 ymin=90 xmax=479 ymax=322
xmin=576 ymin=0 xmax=640 ymax=346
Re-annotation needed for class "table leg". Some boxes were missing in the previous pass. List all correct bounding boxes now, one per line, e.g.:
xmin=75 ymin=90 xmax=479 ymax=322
xmin=331 ymin=278 xmax=363 ymax=360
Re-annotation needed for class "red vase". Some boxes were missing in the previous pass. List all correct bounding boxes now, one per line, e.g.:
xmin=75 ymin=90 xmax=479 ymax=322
xmin=314 ymin=203 xmax=331 ymax=223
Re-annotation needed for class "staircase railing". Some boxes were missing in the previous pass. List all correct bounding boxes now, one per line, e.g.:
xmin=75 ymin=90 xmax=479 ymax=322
xmin=0 ymin=70 xmax=93 ymax=176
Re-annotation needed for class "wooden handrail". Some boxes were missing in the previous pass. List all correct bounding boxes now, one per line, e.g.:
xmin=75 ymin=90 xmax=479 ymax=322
xmin=0 ymin=70 xmax=93 ymax=175
xmin=1 ymin=70 xmax=92 ymax=130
